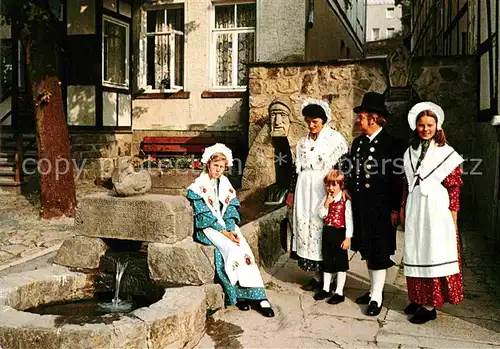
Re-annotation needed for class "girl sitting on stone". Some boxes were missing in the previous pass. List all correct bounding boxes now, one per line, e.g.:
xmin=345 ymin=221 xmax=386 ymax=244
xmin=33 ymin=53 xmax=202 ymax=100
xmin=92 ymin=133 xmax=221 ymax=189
xmin=186 ymin=143 xmax=275 ymax=318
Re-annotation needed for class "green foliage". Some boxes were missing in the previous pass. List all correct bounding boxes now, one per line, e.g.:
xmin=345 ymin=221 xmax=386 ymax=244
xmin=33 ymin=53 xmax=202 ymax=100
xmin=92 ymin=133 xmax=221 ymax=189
xmin=1 ymin=0 xmax=60 ymax=40
xmin=1 ymin=0 xmax=63 ymax=81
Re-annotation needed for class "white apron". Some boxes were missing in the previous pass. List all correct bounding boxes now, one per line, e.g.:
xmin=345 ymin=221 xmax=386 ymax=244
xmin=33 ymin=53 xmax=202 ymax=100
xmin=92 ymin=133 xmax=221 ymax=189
xmin=188 ymin=173 xmax=264 ymax=288
xmin=403 ymin=142 xmax=463 ymax=278
xmin=292 ymin=126 xmax=348 ymax=261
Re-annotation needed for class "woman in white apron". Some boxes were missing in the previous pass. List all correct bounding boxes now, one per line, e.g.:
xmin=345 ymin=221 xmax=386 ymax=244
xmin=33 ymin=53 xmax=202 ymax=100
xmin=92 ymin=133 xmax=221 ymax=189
xmin=286 ymin=99 xmax=349 ymax=291
xmin=186 ymin=143 xmax=274 ymax=317
xmin=400 ymin=102 xmax=464 ymax=324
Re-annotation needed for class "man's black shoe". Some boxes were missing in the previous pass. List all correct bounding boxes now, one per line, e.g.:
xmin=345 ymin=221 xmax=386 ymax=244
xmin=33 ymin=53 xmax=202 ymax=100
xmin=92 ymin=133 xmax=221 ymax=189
xmin=313 ymin=290 xmax=330 ymax=300
xmin=355 ymin=292 xmax=371 ymax=304
xmin=326 ymin=293 xmax=345 ymax=305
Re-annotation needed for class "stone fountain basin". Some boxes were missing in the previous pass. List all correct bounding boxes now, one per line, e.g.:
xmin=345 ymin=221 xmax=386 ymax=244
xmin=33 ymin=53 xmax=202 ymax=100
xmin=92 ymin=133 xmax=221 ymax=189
xmin=0 ymin=265 xmax=223 ymax=349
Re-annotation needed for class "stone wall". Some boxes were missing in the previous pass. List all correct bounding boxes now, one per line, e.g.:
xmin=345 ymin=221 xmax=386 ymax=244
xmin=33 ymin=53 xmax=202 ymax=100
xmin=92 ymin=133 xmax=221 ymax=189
xmin=248 ymin=60 xmax=388 ymax=147
xmin=71 ymin=132 xmax=133 ymax=180
xmin=469 ymin=125 xmax=500 ymax=247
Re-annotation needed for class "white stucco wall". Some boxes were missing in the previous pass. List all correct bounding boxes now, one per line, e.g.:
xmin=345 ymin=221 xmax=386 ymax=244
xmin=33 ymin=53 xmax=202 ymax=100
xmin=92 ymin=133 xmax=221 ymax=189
xmin=132 ymin=0 xmax=242 ymax=131
xmin=365 ymin=0 xmax=402 ymax=42
xmin=256 ymin=0 xmax=306 ymax=62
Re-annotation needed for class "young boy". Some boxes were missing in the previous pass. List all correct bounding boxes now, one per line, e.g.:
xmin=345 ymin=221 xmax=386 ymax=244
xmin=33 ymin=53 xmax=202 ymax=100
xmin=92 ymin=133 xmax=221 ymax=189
xmin=314 ymin=170 xmax=353 ymax=304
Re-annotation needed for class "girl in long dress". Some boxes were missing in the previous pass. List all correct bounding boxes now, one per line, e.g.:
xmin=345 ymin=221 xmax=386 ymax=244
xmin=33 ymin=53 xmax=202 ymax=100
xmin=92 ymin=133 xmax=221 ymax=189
xmin=186 ymin=143 xmax=275 ymax=318
xmin=400 ymin=102 xmax=464 ymax=324
xmin=286 ymin=99 xmax=349 ymax=291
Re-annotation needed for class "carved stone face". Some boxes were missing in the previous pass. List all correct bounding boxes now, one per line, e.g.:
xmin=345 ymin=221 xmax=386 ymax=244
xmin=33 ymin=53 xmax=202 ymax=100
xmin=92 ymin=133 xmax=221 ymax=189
xmin=269 ymin=103 xmax=291 ymax=137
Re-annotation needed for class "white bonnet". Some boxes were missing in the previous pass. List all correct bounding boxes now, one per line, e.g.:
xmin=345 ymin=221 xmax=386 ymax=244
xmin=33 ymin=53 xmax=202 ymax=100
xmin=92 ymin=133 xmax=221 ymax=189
xmin=201 ymin=143 xmax=234 ymax=167
xmin=407 ymin=102 xmax=444 ymax=130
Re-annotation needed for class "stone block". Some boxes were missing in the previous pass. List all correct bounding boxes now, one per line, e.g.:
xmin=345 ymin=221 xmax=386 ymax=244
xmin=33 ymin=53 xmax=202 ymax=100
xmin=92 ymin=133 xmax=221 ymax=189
xmin=249 ymin=80 xmax=262 ymax=94
xmin=239 ymin=206 xmax=287 ymax=268
xmin=203 ymin=283 xmax=225 ymax=311
xmin=58 ymin=320 xmax=148 ymax=349
xmin=283 ymin=67 xmax=299 ymax=76
xmin=0 ymin=325 xmax=60 ymax=349
xmin=301 ymin=73 xmax=316 ymax=94
xmin=132 ymin=286 xmax=207 ymax=349
xmin=53 ymin=236 xmax=108 ymax=269
xmin=148 ymin=239 xmax=215 ymax=286
xmin=75 ymin=193 xmax=193 ymax=243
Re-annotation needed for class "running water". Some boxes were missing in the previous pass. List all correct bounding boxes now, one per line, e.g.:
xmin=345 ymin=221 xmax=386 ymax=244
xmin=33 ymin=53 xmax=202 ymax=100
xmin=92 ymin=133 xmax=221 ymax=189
xmin=99 ymin=260 xmax=133 ymax=312
xmin=113 ymin=260 xmax=128 ymax=305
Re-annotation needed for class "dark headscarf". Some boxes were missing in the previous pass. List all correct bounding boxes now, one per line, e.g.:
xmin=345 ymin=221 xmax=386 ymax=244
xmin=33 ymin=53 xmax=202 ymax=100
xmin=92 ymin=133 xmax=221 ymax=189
xmin=302 ymin=104 xmax=328 ymax=124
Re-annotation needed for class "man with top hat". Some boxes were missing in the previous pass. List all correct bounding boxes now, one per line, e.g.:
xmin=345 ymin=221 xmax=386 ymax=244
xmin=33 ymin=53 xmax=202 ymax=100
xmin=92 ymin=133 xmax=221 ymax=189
xmin=343 ymin=92 xmax=404 ymax=316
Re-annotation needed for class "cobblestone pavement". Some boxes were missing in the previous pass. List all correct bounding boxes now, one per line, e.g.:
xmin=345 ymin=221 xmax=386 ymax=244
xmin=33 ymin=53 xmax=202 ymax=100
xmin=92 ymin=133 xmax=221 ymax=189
xmin=198 ymin=229 xmax=500 ymax=348
xmin=0 ymin=181 xmax=106 ymax=269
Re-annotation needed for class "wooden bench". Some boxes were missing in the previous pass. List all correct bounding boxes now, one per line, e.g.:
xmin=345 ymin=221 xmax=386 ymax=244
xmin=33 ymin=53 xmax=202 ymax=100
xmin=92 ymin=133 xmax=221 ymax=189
xmin=141 ymin=137 xmax=219 ymax=158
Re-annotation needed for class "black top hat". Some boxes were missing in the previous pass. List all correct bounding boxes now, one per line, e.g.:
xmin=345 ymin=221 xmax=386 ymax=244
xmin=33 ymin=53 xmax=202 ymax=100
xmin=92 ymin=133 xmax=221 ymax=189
xmin=353 ymin=92 xmax=390 ymax=117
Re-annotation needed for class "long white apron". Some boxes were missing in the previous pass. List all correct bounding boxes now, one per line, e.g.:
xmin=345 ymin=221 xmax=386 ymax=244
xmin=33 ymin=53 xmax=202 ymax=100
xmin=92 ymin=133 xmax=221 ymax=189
xmin=292 ymin=169 xmax=327 ymax=261
xmin=404 ymin=182 xmax=459 ymax=277
xmin=403 ymin=143 xmax=463 ymax=278
xmin=202 ymin=224 xmax=264 ymax=288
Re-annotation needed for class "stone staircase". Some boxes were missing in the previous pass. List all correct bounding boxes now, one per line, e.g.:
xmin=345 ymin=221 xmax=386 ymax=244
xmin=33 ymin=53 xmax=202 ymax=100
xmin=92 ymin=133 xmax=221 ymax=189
xmin=0 ymin=131 xmax=37 ymax=189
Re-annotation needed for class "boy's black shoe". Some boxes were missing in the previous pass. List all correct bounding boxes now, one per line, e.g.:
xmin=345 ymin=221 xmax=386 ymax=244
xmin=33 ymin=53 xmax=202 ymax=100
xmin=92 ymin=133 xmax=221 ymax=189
xmin=313 ymin=290 xmax=330 ymax=300
xmin=326 ymin=293 xmax=345 ymax=304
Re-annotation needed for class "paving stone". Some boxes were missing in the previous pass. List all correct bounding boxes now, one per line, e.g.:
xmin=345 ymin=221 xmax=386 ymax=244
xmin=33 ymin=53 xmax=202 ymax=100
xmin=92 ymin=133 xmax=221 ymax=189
xmin=20 ymin=247 xmax=47 ymax=258
xmin=1 ymin=244 xmax=28 ymax=256
xmin=379 ymin=315 xmax=500 ymax=346
xmin=7 ymin=236 xmax=24 ymax=245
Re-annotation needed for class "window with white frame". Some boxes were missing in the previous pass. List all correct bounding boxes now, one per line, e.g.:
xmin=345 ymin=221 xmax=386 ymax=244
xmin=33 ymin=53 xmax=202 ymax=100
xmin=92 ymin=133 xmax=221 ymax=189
xmin=103 ymin=16 xmax=129 ymax=88
xmin=386 ymin=28 xmax=395 ymax=38
xmin=372 ymin=28 xmax=380 ymax=41
xmin=213 ymin=3 xmax=256 ymax=89
xmin=386 ymin=7 xmax=394 ymax=19
xmin=146 ymin=7 xmax=184 ymax=91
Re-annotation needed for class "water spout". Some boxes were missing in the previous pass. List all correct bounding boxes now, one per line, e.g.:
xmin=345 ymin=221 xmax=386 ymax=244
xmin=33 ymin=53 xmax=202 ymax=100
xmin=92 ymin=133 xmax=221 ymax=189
xmin=112 ymin=261 xmax=128 ymax=306
xmin=99 ymin=259 xmax=133 ymax=313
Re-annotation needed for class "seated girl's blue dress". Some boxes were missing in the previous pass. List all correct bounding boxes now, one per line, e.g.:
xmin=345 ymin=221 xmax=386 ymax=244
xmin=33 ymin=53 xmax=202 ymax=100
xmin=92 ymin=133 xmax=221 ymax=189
xmin=186 ymin=189 xmax=267 ymax=305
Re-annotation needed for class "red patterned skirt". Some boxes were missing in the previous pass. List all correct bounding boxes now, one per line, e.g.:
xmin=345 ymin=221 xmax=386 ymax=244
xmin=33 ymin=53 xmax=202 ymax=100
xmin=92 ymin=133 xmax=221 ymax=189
xmin=406 ymin=231 xmax=464 ymax=307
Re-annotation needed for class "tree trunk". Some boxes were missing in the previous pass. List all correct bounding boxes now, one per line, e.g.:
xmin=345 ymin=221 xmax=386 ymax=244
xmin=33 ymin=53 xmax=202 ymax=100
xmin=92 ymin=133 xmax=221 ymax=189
xmin=26 ymin=38 xmax=76 ymax=219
